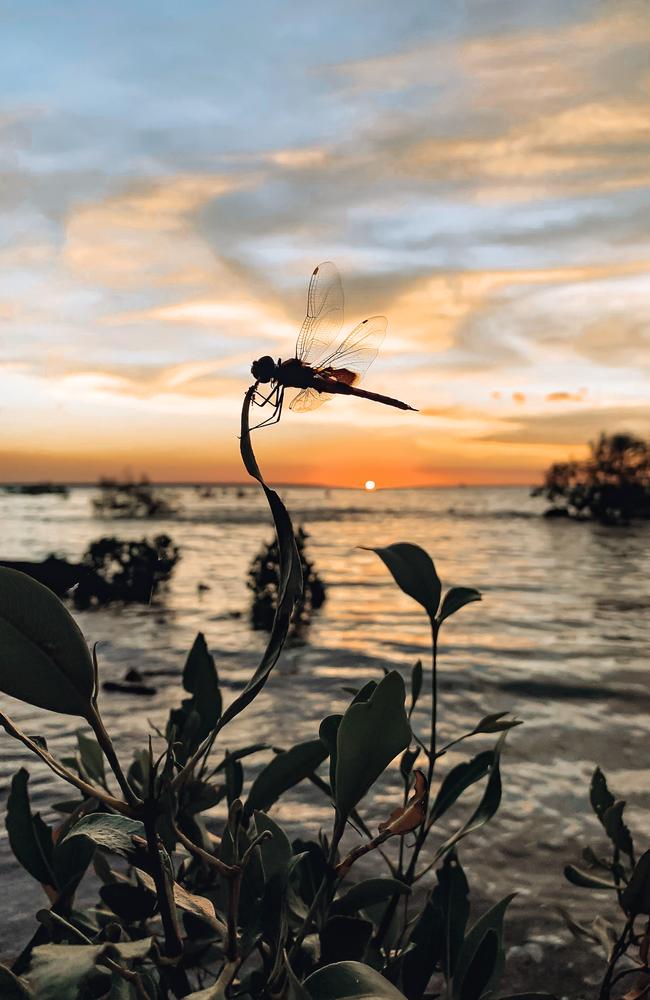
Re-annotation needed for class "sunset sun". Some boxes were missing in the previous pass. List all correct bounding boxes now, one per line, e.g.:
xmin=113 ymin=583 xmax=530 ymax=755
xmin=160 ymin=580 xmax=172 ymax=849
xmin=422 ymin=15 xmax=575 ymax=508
xmin=364 ymin=479 xmax=376 ymax=491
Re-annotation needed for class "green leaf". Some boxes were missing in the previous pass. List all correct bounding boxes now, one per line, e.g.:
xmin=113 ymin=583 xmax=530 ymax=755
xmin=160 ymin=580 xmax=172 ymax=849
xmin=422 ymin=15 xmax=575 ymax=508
xmin=245 ymin=739 xmax=329 ymax=815
xmin=409 ymin=661 xmax=422 ymax=717
xmin=453 ymin=894 xmax=515 ymax=1000
xmin=563 ymin=865 xmax=619 ymax=890
xmin=457 ymin=929 xmax=499 ymax=1000
xmin=6 ymin=769 xmax=57 ymax=888
xmin=224 ymin=752 xmax=244 ymax=805
xmin=305 ymin=961 xmax=408 ymax=1000
xmin=366 ymin=544 xmax=441 ymax=620
xmin=61 ymin=813 xmax=145 ymax=857
xmin=254 ymin=811 xmax=293 ymax=881
xmin=0 ymin=965 xmax=33 ymax=999
xmin=437 ymin=852 xmax=470 ymax=977
xmin=335 ymin=672 xmax=411 ymax=822
xmin=471 ymin=713 xmax=522 ymax=736
xmin=319 ymin=714 xmax=342 ymax=796
xmin=27 ymin=945 xmax=109 ymax=1000
xmin=76 ymin=730 xmax=105 ymax=785
xmin=52 ymin=835 xmax=95 ymax=898
xmin=429 ymin=751 xmax=493 ymax=825
xmin=351 ymin=681 xmax=378 ymax=705
xmin=167 ymin=632 xmax=221 ymax=760
xmin=602 ymin=800 xmax=634 ymax=860
xmin=434 ymin=739 xmax=505 ymax=860
xmin=27 ymin=941 xmax=152 ymax=1000
xmin=621 ymin=850 xmax=650 ymax=915
xmin=590 ymin=767 xmax=615 ymax=824
xmin=438 ymin=587 xmax=481 ymax=624
xmin=333 ymin=878 xmax=410 ymax=915
xmin=0 ymin=567 xmax=95 ymax=717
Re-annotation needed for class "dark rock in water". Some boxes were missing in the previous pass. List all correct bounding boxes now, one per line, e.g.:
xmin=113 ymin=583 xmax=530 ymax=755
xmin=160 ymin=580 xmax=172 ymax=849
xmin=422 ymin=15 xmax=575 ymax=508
xmin=3 ymin=482 xmax=69 ymax=496
xmin=499 ymin=678 xmax=649 ymax=702
xmin=0 ymin=556 xmax=97 ymax=599
xmin=124 ymin=668 xmax=144 ymax=683
xmin=543 ymin=506 xmax=570 ymax=519
xmin=102 ymin=681 xmax=157 ymax=696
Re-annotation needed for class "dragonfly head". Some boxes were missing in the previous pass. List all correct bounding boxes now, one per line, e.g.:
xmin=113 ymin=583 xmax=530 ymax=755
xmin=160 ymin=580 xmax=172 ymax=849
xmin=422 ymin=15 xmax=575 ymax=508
xmin=251 ymin=355 xmax=276 ymax=383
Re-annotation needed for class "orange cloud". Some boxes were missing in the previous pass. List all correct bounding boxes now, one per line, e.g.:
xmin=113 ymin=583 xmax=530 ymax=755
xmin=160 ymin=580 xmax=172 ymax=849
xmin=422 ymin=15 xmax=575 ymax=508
xmin=546 ymin=390 xmax=587 ymax=402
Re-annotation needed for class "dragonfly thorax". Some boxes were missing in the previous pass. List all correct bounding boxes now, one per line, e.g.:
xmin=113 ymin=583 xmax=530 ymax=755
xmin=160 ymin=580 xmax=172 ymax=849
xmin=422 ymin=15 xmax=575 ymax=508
xmin=251 ymin=355 xmax=278 ymax=384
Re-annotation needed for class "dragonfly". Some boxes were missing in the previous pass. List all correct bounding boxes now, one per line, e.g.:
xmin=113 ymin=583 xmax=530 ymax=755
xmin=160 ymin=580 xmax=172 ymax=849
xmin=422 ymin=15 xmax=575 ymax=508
xmin=249 ymin=261 xmax=416 ymax=429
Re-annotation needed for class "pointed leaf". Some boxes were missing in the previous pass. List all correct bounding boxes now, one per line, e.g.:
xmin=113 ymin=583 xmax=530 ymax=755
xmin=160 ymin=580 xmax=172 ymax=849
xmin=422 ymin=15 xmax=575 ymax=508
xmin=61 ymin=813 xmax=145 ymax=857
xmin=76 ymin=731 xmax=105 ymax=785
xmin=453 ymin=894 xmax=515 ymax=1000
xmin=603 ymin=800 xmax=634 ymax=860
xmin=245 ymin=739 xmax=329 ymax=815
xmin=0 ymin=568 xmax=95 ymax=717
xmin=409 ymin=661 xmax=423 ymax=717
xmin=622 ymin=851 xmax=650 ymax=915
xmin=457 ymin=929 xmax=499 ymax=1000
xmin=429 ymin=751 xmax=493 ymax=825
xmin=366 ymin=544 xmax=441 ymax=620
xmin=167 ymin=632 xmax=221 ymax=759
xmin=305 ymin=961 xmax=408 ymax=1000
xmin=6 ymin=769 xmax=57 ymax=888
xmin=438 ymin=587 xmax=481 ymax=624
xmin=590 ymin=767 xmax=615 ymax=824
xmin=335 ymin=672 xmax=411 ymax=822
xmin=435 ymin=739 xmax=505 ymax=860
xmin=333 ymin=878 xmax=411 ymax=915
xmin=563 ymin=865 xmax=619 ymax=891
xmin=471 ymin=713 xmax=522 ymax=736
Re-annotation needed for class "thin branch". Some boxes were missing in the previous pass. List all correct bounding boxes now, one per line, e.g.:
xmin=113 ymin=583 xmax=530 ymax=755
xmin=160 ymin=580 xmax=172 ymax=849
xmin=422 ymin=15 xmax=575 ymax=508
xmin=0 ymin=711 xmax=138 ymax=817
xmin=86 ymin=702 xmax=141 ymax=807
xmin=174 ymin=823 xmax=238 ymax=880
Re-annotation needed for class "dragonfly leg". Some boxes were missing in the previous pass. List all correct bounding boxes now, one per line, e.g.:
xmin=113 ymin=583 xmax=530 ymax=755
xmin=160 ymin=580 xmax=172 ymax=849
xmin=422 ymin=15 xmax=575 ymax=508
xmin=252 ymin=383 xmax=280 ymax=408
xmin=250 ymin=386 xmax=285 ymax=430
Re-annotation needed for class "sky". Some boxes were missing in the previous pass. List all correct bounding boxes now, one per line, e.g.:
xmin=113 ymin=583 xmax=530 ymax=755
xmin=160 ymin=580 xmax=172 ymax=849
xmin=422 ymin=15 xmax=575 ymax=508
xmin=1 ymin=1 xmax=649 ymax=487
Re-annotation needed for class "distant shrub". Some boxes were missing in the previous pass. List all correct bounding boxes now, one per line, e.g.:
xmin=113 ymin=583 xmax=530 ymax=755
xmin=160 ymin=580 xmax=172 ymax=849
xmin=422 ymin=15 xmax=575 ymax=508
xmin=76 ymin=533 xmax=180 ymax=607
xmin=248 ymin=525 xmax=326 ymax=636
xmin=93 ymin=477 xmax=177 ymax=518
xmin=561 ymin=767 xmax=650 ymax=999
xmin=535 ymin=432 xmax=650 ymax=525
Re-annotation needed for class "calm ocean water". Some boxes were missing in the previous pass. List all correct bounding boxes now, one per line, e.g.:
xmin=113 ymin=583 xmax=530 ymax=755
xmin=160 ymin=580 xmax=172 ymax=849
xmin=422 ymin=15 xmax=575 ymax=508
xmin=1 ymin=484 xmax=650 ymax=952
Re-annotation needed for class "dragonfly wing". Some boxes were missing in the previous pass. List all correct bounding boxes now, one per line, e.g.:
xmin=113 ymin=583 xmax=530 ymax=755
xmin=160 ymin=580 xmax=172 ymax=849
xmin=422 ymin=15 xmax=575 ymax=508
xmin=317 ymin=315 xmax=387 ymax=384
xmin=296 ymin=262 xmax=344 ymax=365
xmin=289 ymin=387 xmax=334 ymax=413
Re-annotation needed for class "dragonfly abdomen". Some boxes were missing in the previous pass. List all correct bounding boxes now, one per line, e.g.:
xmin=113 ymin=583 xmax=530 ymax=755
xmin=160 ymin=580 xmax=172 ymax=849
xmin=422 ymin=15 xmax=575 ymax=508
xmin=309 ymin=375 xmax=416 ymax=412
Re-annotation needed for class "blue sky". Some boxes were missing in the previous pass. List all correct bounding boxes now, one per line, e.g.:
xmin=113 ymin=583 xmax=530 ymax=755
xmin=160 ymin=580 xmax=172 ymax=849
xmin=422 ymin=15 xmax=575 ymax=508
xmin=1 ymin=0 xmax=649 ymax=484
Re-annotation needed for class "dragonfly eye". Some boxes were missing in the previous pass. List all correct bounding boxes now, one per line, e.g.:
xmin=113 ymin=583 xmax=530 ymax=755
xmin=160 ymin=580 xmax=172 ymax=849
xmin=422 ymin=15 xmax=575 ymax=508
xmin=251 ymin=355 xmax=276 ymax=383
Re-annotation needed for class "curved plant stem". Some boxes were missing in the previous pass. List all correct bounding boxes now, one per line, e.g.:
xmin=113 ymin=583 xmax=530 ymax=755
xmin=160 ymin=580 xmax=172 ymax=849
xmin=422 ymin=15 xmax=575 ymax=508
xmin=0 ymin=711 xmax=138 ymax=817
xmin=87 ymin=702 xmax=140 ymax=807
xmin=143 ymin=802 xmax=191 ymax=997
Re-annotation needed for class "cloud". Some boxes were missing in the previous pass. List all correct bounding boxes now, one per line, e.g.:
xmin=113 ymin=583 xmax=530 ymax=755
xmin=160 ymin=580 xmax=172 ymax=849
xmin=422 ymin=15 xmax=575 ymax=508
xmin=546 ymin=389 xmax=587 ymax=402
xmin=479 ymin=405 xmax=650 ymax=446
xmin=63 ymin=174 xmax=242 ymax=289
